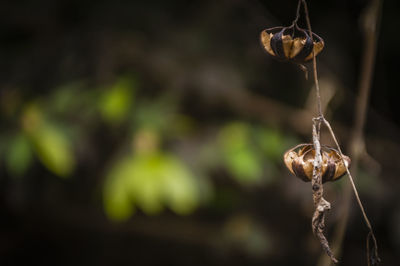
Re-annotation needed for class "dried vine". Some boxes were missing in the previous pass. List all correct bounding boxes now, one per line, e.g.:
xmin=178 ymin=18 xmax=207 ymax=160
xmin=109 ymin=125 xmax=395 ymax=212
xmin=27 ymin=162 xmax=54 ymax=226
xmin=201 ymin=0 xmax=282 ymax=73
xmin=261 ymin=0 xmax=380 ymax=263
xmin=300 ymin=0 xmax=380 ymax=264
xmin=318 ymin=1 xmax=383 ymax=265
xmin=311 ymin=116 xmax=338 ymax=263
xmin=295 ymin=0 xmax=336 ymax=262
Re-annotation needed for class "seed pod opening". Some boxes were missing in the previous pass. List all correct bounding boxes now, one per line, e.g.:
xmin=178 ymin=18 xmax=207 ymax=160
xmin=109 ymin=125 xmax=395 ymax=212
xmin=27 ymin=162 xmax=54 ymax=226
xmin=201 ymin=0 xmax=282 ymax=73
xmin=260 ymin=25 xmax=324 ymax=63
xmin=283 ymin=144 xmax=351 ymax=183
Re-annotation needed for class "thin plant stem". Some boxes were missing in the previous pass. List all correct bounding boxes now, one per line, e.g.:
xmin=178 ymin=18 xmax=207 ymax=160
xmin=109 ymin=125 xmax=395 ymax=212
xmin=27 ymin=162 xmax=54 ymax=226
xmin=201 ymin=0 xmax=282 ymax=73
xmin=311 ymin=117 xmax=338 ymax=264
xmin=318 ymin=1 xmax=383 ymax=265
xmin=299 ymin=0 xmax=380 ymax=264
xmin=301 ymin=0 xmax=322 ymax=117
xmin=291 ymin=0 xmax=302 ymax=27
xmin=300 ymin=0 xmax=337 ymax=263
xmin=322 ymin=119 xmax=374 ymax=232
xmin=322 ymin=118 xmax=380 ymax=265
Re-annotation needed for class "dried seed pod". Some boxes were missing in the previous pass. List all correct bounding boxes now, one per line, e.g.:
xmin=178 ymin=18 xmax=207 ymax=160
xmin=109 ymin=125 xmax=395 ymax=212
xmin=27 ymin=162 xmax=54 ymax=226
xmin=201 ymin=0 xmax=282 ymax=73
xmin=260 ymin=25 xmax=324 ymax=63
xmin=283 ymin=144 xmax=351 ymax=183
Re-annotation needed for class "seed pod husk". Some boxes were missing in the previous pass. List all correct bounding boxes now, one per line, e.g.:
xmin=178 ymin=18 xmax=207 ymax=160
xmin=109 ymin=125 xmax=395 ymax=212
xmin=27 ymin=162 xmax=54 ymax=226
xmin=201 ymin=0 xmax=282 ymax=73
xmin=283 ymin=144 xmax=351 ymax=183
xmin=260 ymin=25 xmax=324 ymax=63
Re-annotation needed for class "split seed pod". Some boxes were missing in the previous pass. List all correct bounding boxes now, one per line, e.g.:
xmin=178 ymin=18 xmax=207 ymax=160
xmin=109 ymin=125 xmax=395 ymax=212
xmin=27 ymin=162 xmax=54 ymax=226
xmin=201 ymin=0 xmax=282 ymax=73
xmin=283 ymin=144 xmax=351 ymax=183
xmin=260 ymin=25 xmax=324 ymax=63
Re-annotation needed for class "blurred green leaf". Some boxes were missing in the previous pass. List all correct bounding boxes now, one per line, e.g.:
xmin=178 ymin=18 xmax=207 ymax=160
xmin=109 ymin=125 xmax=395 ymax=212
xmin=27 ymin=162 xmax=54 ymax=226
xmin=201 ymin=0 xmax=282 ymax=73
xmin=162 ymin=155 xmax=198 ymax=214
xmin=99 ymin=77 xmax=135 ymax=123
xmin=104 ymin=150 xmax=200 ymax=220
xmin=104 ymin=184 xmax=134 ymax=221
xmin=225 ymin=150 xmax=263 ymax=184
xmin=5 ymin=133 xmax=33 ymax=177
xmin=256 ymin=127 xmax=285 ymax=161
xmin=127 ymin=154 xmax=164 ymax=215
xmin=31 ymin=124 xmax=75 ymax=177
xmin=48 ymin=81 xmax=87 ymax=113
xmin=104 ymin=157 xmax=136 ymax=221
xmin=134 ymin=97 xmax=176 ymax=132
xmin=47 ymin=82 xmax=99 ymax=123
xmin=219 ymin=122 xmax=263 ymax=184
xmin=168 ymin=114 xmax=197 ymax=137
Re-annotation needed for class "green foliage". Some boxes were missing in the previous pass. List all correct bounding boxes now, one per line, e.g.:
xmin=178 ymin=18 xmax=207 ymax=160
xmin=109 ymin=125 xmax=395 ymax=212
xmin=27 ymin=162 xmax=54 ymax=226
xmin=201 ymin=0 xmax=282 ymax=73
xmin=30 ymin=123 xmax=76 ymax=178
xmin=0 ymin=74 xmax=296 ymax=221
xmin=255 ymin=127 xmax=285 ymax=161
xmin=5 ymin=133 xmax=33 ymax=177
xmin=134 ymin=96 xmax=177 ymax=132
xmin=219 ymin=122 xmax=263 ymax=184
xmin=104 ymin=129 xmax=201 ymax=221
xmin=213 ymin=122 xmax=293 ymax=185
xmin=99 ymin=77 xmax=135 ymax=124
xmin=15 ymin=104 xmax=77 ymax=178
xmin=47 ymin=81 xmax=88 ymax=114
xmin=104 ymin=157 xmax=137 ymax=220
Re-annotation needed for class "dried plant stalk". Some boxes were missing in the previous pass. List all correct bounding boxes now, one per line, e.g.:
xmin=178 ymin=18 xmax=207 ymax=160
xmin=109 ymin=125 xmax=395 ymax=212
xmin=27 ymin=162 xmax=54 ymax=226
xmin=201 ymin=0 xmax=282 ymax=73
xmin=297 ymin=0 xmax=337 ymax=262
xmin=311 ymin=118 xmax=338 ymax=263
xmin=300 ymin=0 xmax=380 ymax=264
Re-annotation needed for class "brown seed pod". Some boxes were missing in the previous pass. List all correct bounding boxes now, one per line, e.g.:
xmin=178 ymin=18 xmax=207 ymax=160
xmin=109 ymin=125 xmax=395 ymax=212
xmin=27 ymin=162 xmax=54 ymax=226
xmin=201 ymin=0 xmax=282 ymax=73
xmin=283 ymin=144 xmax=351 ymax=183
xmin=260 ymin=25 xmax=324 ymax=63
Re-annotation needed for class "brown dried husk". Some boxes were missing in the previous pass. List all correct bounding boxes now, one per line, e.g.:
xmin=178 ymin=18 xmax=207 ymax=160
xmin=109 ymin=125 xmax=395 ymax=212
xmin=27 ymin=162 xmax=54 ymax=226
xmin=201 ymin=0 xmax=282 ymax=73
xmin=283 ymin=144 xmax=351 ymax=182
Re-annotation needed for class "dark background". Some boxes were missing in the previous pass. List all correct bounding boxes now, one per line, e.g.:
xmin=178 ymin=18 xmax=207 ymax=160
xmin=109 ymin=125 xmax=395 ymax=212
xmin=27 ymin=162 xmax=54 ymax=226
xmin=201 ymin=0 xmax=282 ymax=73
xmin=0 ymin=0 xmax=399 ymax=265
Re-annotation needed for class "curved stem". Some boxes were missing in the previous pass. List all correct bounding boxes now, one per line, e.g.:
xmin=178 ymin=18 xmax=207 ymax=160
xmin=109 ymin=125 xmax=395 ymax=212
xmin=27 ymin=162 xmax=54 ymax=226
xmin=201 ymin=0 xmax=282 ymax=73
xmin=322 ymin=119 xmax=380 ymax=266
xmin=291 ymin=0 xmax=302 ymax=27
xmin=302 ymin=0 xmax=323 ymax=117
xmin=318 ymin=1 xmax=382 ymax=265
xmin=301 ymin=0 xmax=336 ymax=263
xmin=300 ymin=0 xmax=379 ymax=264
